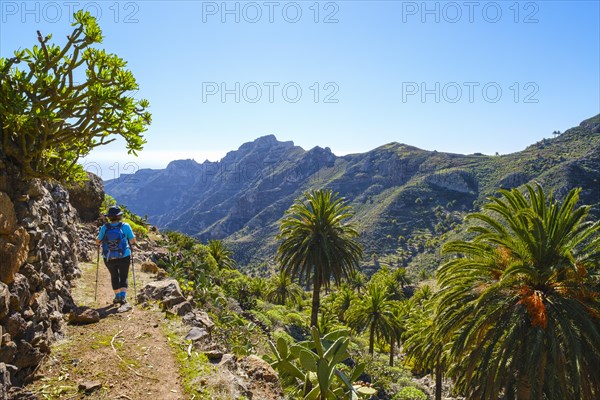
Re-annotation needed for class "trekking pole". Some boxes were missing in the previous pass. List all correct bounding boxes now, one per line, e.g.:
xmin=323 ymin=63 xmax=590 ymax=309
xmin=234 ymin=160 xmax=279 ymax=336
xmin=129 ymin=240 xmax=137 ymax=304
xmin=94 ymin=246 xmax=100 ymax=302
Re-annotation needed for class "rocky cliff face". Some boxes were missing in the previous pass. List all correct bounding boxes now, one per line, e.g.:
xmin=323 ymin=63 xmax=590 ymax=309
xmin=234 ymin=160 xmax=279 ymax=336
xmin=105 ymin=115 xmax=600 ymax=266
xmin=0 ymin=159 xmax=92 ymax=395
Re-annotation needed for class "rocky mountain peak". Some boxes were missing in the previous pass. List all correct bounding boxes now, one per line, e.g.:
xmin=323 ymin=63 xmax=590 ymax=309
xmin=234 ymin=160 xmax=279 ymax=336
xmin=578 ymin=114 xmax=600 ymax=134
xmin=105 ymin=115 xmax=600 ymax=266
xmin=166 ymin=159 xmax=201 ymax=171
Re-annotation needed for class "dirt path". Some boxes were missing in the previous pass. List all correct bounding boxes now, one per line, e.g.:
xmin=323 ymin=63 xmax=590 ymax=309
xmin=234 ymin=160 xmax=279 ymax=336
xmin=27 ymin=259 xmax=187 ymax=399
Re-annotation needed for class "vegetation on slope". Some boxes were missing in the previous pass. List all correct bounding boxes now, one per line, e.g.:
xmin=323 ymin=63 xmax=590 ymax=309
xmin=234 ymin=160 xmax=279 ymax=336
xmin=104 ymin=115 xmax=600 ymax=274
xmin=149 ymin=183 xmax=599 ymax=399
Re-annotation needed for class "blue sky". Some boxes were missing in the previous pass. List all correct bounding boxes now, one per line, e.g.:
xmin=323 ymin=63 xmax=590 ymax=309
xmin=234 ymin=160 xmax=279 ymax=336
xmin=1 ymin=1 xmax=599 ymax=179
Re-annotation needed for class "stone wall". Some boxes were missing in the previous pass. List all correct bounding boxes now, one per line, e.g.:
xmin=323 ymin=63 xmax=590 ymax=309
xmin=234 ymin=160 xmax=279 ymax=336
xmin=0 ymin=159 xmax=80 ymax=393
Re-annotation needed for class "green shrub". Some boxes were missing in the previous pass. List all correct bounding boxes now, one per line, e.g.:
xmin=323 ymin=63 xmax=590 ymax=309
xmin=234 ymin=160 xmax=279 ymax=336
xmin=393 ymin=386 xmax=427 ymax=400
xmin=272 ymin=330 xmax=295 ymax=346
xmin=355 ymin=352 xmax=413 ymax=393
xmin=101 ymin=194 xmax=117 ymax=211
xmin=124 ymin=218 xmax=148 ymax=238
xmin=249 ymin=310 xmax=274 ymax=331
xmin=165 ymin=230 xmax=197 ymax=250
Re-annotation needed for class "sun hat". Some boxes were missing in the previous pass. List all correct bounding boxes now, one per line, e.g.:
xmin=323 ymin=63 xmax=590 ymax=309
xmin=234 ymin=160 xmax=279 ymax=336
xmin=104 ymin=206 xmax=123 ymax=217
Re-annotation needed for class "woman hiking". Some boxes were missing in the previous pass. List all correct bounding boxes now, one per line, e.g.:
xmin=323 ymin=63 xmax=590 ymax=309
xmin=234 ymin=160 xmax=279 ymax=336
xmin=96 ymin=206 xmax=136 ymax=305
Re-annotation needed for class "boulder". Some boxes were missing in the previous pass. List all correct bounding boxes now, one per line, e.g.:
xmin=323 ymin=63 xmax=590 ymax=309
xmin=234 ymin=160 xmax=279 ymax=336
xmin=137 ymin=279 xmax=185 ymax=309
xmin=8 ymin=274 xmax=31 ymax=312
xmin=0 ymin=192 xmax=17 ymax=234
xmin=150 ymin=248 xmax=169 ymax=264
xmin=0 ymin=227 xmax=30 ymax=285
xmin=0 ymin=282 xmax=9 ymax=320
xmin=5 ymin=313 xmax=27 ymax=339
xmin=156 ymin=268 xmax=168 ymax=280
xmin=219 ymin=353 xmax=236 ymax=370
xmin=204 ymin=350 xmax=224 ymax=361
xmin=171 ymin=301 xmax=193 ymax=316
xmin=182 ymin=310 xmax=215 ymax=331
xmin=67 ymin=172 xmax=104 ymax=222
xmin=185 ymin=327 xmax=209 ymax=342
xmin=0 ymin=341 xmax=17 ymax=364
xmin=26 ymin=179 xmax=47 ymax=199
xmin=13 ymin=340 xmax=44 ymax=369
xmin=7 ymin=386 xmax=38 ymax=400
xmin=68 ymin=306 xmax=100 ymax=325
xmin=241 ymin=355 xmax=280 ymax=383
xmin=78 ymin=381 xmax=102 ymax=394
xmin=140 ymin=261 xmax=158 ymax=273
xmin=0 ymin=362 xmax=11 ymax=399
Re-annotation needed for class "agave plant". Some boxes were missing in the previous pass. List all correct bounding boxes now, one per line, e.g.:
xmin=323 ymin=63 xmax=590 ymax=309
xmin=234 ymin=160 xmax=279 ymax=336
xmin=267 ymin=327 xmax=375 ymax=399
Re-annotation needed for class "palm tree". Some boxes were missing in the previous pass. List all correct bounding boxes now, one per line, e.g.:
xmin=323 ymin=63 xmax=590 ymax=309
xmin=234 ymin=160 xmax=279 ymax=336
xmin=386 ymin=301 xmax=408 ymax=367
xmin=249 ymin=276 xmax=267 ymax=300
xmin=278 ymin=189 xmax=363 ymax=329
xmin=411 ymin=284 xmax=433 ymax=304
xmin=346 ymin=283 xmax=399 ymax=355
xmin=332 ymin=285 xmax=355 ymax=322
xmin=265 ymin=269 xmax=304 ymax=306
xmin=391 ymin=267 xmax=411 ymax=289
xmin=435 ymin=185 xmax=600 ymax=400
xmin=346 ymin=269 xmax=367 ymax=293
xmin=207 ymin=239 xmax=236 ymax=269
xmin=403 ymin=298 xmax=446 ymax=400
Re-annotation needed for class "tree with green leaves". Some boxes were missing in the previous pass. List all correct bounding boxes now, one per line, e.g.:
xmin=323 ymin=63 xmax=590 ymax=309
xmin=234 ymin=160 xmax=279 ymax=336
xmin=332 ymin=285 xmax=356 ymax=322
xmin=249 ymin=276 xmax=268 ymax=300
xmin=345 ymin=283 xmax=400 ymax=356
xmin=278 ymin=189 xmax=363 ymax=329
xmin=0 ymin=11 xmax=150 ymax=182
xmin=266 ymin=269 xmax=304 ymax=306
xmin=207 ymin=239 xmax=236 ymax=270
xmin=435 ymin=185 xmax=600 ymax=399
xmin=403 ymin=298 xmax=446 ymax=400
xmin=346 ymin=269 xmax=368 ymax=293
xmin=386 ymin=301 xmax=409 ymax=367
xmin=391 ymin=267 xmax=410 ymax=289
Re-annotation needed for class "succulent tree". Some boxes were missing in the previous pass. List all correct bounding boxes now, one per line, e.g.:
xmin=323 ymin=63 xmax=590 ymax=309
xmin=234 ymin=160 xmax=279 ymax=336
xmin=0 ymin=11 xmax=150 ymax=182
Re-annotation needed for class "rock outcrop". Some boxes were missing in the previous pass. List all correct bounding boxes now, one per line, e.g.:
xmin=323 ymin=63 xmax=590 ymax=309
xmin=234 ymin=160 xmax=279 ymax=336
xmin=105 ymin=114 xmax=600 ymax=266
xmin=67 ymin=172 xmax=104 ymax=222
xmin=0 ymin=159 xmax=81 ymax=393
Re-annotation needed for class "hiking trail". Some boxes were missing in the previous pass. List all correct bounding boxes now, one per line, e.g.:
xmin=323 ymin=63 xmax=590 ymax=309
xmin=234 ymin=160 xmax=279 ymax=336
xmin=27 ymin=257 xmax=187 ymax=399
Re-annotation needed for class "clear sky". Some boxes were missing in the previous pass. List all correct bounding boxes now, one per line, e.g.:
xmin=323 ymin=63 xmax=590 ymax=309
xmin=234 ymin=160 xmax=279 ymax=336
xmin=1 ymin=1 xmax=599 ymax=179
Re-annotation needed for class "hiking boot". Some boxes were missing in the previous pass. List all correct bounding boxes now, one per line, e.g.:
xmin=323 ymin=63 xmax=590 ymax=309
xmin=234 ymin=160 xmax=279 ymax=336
xmin=119 ymin=295 xmax=128 ymax=305
xmin=112 ymin=295 xmax=121 ymax=305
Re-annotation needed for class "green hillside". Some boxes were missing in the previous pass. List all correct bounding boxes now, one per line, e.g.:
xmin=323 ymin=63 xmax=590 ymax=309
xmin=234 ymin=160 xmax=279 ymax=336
xmin=106 ymin=115 xmax=600 ymax=274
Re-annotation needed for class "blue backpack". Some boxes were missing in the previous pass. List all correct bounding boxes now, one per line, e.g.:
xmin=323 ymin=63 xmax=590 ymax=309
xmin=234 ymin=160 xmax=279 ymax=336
xmin=101 ymin=223 xmax=128 ymax=260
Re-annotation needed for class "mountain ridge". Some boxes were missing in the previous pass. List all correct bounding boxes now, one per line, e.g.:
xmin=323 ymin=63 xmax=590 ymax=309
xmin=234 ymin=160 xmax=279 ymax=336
xmin=105 ymin=115 xmax=600 ymax=270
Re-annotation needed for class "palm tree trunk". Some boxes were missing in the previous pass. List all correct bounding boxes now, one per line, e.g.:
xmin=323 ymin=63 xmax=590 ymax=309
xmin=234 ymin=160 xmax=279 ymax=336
xmin=506 ymin=381 xmax=516 ymax=400
xmin=389 ymin=337 xmax=394 ymax=367
xmin=369 ymin=323 xmax=375 ymax=355
xmin=516 ymin=376 xmax=532 ymax=400
xmin=311 ymin=275 xmax=321 ymax=329
xmin=435 ymin=361 xmax=442 ymax=400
